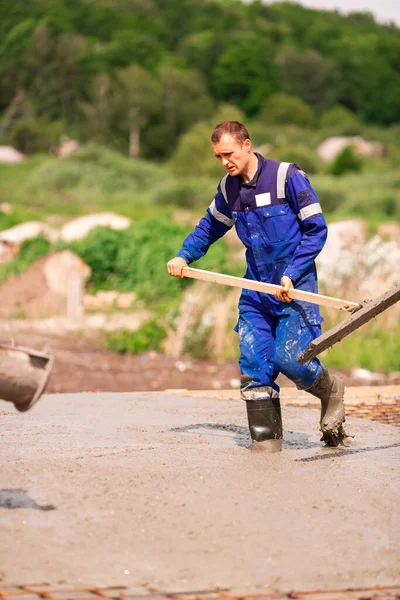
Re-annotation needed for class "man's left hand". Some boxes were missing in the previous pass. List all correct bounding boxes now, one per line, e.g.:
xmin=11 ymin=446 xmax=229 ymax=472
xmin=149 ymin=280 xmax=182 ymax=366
xmin=275 ymin=276 xmax=294 ymax=303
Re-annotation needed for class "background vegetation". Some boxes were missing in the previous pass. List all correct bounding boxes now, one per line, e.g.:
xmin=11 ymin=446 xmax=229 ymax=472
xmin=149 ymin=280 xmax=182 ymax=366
xmin=0 ymin=0 xmax=399 ymax=372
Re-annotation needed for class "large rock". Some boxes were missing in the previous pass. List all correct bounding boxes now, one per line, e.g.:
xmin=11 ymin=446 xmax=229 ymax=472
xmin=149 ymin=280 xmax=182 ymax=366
xmin=57 ymin=139 xmax=79 ymax=159
xmin=0 ymin=146 xmax=25 ymax=164
xmin=317 ymin=220 xmax=400 ymax=299
xmin=0 ymin=241 xmax=19 ymax=264
xmin=60 ymin=213 xmax=131 ymax=242
xmin=317 ymin=136 xmax=376 ymax=162
xmin=0 ymin=221 xmax=59 ymax=244
xmin=43 ymin=250 xmax=91 ymax=296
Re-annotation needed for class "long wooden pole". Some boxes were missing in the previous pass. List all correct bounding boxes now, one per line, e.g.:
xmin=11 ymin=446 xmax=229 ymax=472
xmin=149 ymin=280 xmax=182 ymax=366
xmin=182 ymin=267 xmax=360 ymax=312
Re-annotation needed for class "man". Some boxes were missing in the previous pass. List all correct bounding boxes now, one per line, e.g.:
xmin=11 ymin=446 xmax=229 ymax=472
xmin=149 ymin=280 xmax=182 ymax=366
xmin=167 ymin=121 xmax=345 ymax=453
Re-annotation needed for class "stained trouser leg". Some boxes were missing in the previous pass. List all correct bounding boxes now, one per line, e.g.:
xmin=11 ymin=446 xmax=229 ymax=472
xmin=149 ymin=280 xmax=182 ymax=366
xmin=273 ymin=305 xmax=346 ymax=446
xmin=236 ymin=295 xmax=282 ymax=453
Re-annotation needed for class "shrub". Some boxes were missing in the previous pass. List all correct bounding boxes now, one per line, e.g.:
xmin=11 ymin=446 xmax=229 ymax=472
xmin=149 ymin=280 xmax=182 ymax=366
xmin=319 ymin=105 xmax=362 ymax=135
xmin=0 ymin=235 xmax=51 ymax=283
xmin=330 ymin=145 xmax=362 ymax=176
xmin=66 ymin=226 xmax=128 ymax=289
xmin=148 ymin=176 xmax=216 ymax=208
xmin=259 ymin=94 xmax=316 ymax=129
xmin=103 ymin=319 xmax=167 ymax=354
xmin=271 ymin=144 xmax=320 ymax=174
xmin=7 ymin=118 xmax=64 ymax=155
xmin=324 ymin=323 xmax=400 ymax=372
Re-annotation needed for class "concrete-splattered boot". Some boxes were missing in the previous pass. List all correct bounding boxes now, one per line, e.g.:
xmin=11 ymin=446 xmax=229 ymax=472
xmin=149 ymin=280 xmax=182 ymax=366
xmin=246 ymin=398 xmax=283 ymax=453
xmin=306 ymin=365 xmax=346 ymax=446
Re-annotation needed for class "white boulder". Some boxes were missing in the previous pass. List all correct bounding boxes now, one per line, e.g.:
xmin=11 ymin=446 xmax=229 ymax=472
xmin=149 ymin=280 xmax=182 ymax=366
xmin=0 ymin=146 xmax=25 ymax=164
xmin=317 ymin=136 xmax=376 ymax=162
xmin=43 ymin=250 xmax=91 ymax=296
xmin=60 ymin=213 xmax=131 ymax=242
xmin=0 ymin=221 xmax=59 ymax=244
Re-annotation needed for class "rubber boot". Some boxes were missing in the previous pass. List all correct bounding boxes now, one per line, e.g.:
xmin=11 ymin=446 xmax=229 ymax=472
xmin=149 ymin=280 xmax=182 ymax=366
xmin=246 ymin=398 xmax=283 ymax=453
xmin=306 ymin=365 xmax=346 ymax=447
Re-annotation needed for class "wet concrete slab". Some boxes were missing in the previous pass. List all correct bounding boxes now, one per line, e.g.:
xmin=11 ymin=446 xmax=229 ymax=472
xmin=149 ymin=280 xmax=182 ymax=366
xmin=0 ymin=391 xmax=399 ymax=591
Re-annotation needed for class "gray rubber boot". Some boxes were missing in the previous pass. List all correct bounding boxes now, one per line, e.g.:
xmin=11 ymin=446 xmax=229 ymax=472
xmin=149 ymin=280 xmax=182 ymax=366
xmin=246 ymin=398 xmax=283 ymax=453
xmin=306 ymin=365 xmax=346 ymax=446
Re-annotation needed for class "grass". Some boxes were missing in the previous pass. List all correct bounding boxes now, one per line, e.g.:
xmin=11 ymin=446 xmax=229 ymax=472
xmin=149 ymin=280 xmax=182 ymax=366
xmin=0 ymin=142 xmax=398 ymax=370
xmin=323 ymin=322 xmax=400 ymax=372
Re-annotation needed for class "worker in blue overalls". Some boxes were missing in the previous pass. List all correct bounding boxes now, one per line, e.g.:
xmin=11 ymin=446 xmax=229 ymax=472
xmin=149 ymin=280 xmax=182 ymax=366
xmin=167 ymin=121 xmax=346 ymax=453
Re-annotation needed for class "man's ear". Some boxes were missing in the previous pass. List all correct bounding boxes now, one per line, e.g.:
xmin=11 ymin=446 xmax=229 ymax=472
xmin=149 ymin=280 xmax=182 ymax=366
xmin=243 ymin=138 xmax=252 ymax=152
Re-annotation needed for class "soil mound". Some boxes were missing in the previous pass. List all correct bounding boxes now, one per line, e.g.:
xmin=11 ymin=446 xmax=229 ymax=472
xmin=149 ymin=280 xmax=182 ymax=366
xmin=0 ymin=256 xmax=66 ymax=319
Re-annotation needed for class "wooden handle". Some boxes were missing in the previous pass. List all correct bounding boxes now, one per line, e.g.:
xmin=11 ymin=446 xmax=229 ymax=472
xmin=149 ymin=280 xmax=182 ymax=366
xmin=182 ymin=267 xmax=360 ymax=312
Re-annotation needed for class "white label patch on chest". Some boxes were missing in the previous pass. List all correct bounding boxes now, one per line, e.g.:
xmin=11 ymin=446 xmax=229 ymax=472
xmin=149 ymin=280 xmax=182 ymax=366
xmin=255 ymin=192 xmax=271 ymax=207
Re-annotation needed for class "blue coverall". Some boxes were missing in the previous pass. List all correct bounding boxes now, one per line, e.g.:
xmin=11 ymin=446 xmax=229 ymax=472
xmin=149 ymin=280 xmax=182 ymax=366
xmin=177 ymin=154 xmax=327 ymax=399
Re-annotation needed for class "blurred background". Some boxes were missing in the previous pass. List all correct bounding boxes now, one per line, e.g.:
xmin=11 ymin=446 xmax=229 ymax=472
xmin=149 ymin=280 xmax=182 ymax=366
xmin=0 ymin=0 xmax=399 ymax=392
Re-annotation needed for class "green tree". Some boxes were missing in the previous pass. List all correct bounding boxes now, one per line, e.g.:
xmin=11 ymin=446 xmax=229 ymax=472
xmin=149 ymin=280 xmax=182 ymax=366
xmin=278 ymin=48 xmax=338 ymax=113
xmin=259 ymin=93 xmax=315 ymax=128
xmin=212 ymin=34 xmax=281 ymax=115
xmin=319 ymin=105 xmax=362 ymax=135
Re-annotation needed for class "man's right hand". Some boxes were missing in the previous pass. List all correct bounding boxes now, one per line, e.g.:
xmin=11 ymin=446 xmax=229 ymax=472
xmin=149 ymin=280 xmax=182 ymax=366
xmin=167 ymin=256 xmax=188 ymax=278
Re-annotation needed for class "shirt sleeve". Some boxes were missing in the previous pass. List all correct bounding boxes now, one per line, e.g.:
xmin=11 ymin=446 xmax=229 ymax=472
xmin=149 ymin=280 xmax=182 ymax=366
xmin=282 ymin=166 xmax=328 ymax=284
xmin=176 ymin=179 xmax=234 ymax=264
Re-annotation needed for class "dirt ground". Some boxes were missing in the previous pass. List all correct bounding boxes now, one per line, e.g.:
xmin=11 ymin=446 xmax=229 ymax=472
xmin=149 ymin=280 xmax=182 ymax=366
xmin=1 ymin=328 xmax=399 ymax=395
xmin=0 ymin=391 xmax=399 ymax=591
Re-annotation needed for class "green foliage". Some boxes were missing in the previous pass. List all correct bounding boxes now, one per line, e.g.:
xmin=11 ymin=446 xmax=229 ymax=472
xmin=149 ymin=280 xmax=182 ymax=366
xmin=211 ymin=33 xmax=281 ymax=115
xmin=324 ymin=323 xmax=400 ymax=372
xmin=329 ymin=145 xmax=363 ymax=176
xmin=5 ymin=117 xmax=64 ymax=154
xmin=103 ymin=319 xmax=167 ymax=354
xmin=169 ymin=122 xmax=222 ymax=179
xmin=278 ymin=48 xmax=338 ymax=113
xmin=271 ymin=145 xmax=320 ymax=174
xmin=66 ymin=226 xmax=126 ymax=290
xmin=64 ymin=216 xmax=232 ymax=304
xmin=1 ymin=0 xmax=399 ymax=157
xmin=312 ymin=169 xmax=400 ymax=220
xmin=0 ymin=235 xmax=51 ymax=283
xmin=259 ymin=94 xmax=316 ymax=128
xmin=148 ymin=177 xmax=216 ymax=208
xmin=319 ymin=105 xmax=362 ymax=134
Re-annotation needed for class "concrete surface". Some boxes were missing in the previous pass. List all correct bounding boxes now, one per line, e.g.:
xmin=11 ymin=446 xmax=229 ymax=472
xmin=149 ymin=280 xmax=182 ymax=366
xmin=0 ymin=391 xmax=399 ymax=592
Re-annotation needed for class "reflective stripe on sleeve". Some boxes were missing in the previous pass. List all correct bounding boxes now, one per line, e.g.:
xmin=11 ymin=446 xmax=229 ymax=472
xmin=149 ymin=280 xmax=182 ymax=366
xmin=209 ymin=198 xmax=234 ymax=226
xmin=297 ymin=203 xmax=322 ymax=221
xmin=277 ymin=162 xmax=290 ymax=199
xmin=220 ymin=174 xmax=228 ymax=202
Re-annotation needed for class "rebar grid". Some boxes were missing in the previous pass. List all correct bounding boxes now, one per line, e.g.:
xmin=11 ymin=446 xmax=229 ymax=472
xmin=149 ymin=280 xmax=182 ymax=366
xmin=0 ymin=584 xmax=399 ymax=600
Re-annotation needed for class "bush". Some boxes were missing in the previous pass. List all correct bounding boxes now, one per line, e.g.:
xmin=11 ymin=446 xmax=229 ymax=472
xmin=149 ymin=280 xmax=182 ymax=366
xmin=324 ymin=323 xmax=400 ymax=372
xmin=103 ymin=319 xmax=167 ymax=354
xmin=7 ymin=118 xmax=64 ymax=155
xmin=169 ymin=122 xmax=223 ymax=178
xmin=259 ymin=94 xmax=316 ymax=129
xmin=0 ymin=235 xmax=51 ymax=283
xmin=66 ymin=226 xmax=128 ymax=289
xmin=319 ymin=105 xmax=362 ymax=135
xmin=65 ymin=217 xmax=234 ymax=303
xmin=329 ymin=145 xmax=363 ymax=176
xmin=270 ymin=144 xmax=320 ymax=174
xmin=148 ymin=176 xmax=216 ymax=208
xmin=28 ymin=145 xmax=163 ymax=195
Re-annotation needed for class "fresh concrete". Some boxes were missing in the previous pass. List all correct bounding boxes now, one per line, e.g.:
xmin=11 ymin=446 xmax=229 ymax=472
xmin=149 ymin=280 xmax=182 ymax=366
xmin=0 ymin=392 xmax=399 ymax=592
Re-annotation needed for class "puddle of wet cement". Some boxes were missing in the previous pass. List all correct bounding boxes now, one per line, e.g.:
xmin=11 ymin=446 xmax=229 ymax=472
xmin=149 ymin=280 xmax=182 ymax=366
xmin=170 ymin=423 xmax=321 ymax=450
xmin=0 ymin=489 xmax=56 ymax=511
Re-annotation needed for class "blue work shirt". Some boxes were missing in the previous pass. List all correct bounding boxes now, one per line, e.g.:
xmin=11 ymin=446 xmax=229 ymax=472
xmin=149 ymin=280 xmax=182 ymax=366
xmin=177 ymin=153 xmax=327 ymax=316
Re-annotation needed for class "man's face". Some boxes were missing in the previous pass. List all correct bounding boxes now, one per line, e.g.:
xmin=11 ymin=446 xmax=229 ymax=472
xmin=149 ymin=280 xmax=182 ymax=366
xmin=211 ymin=134 xmax=252 ymax=177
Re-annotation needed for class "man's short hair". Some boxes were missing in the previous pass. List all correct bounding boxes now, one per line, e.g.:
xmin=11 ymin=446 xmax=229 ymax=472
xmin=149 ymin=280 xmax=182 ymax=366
xmin=211 ymin=121 xmax=250 ymax=144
